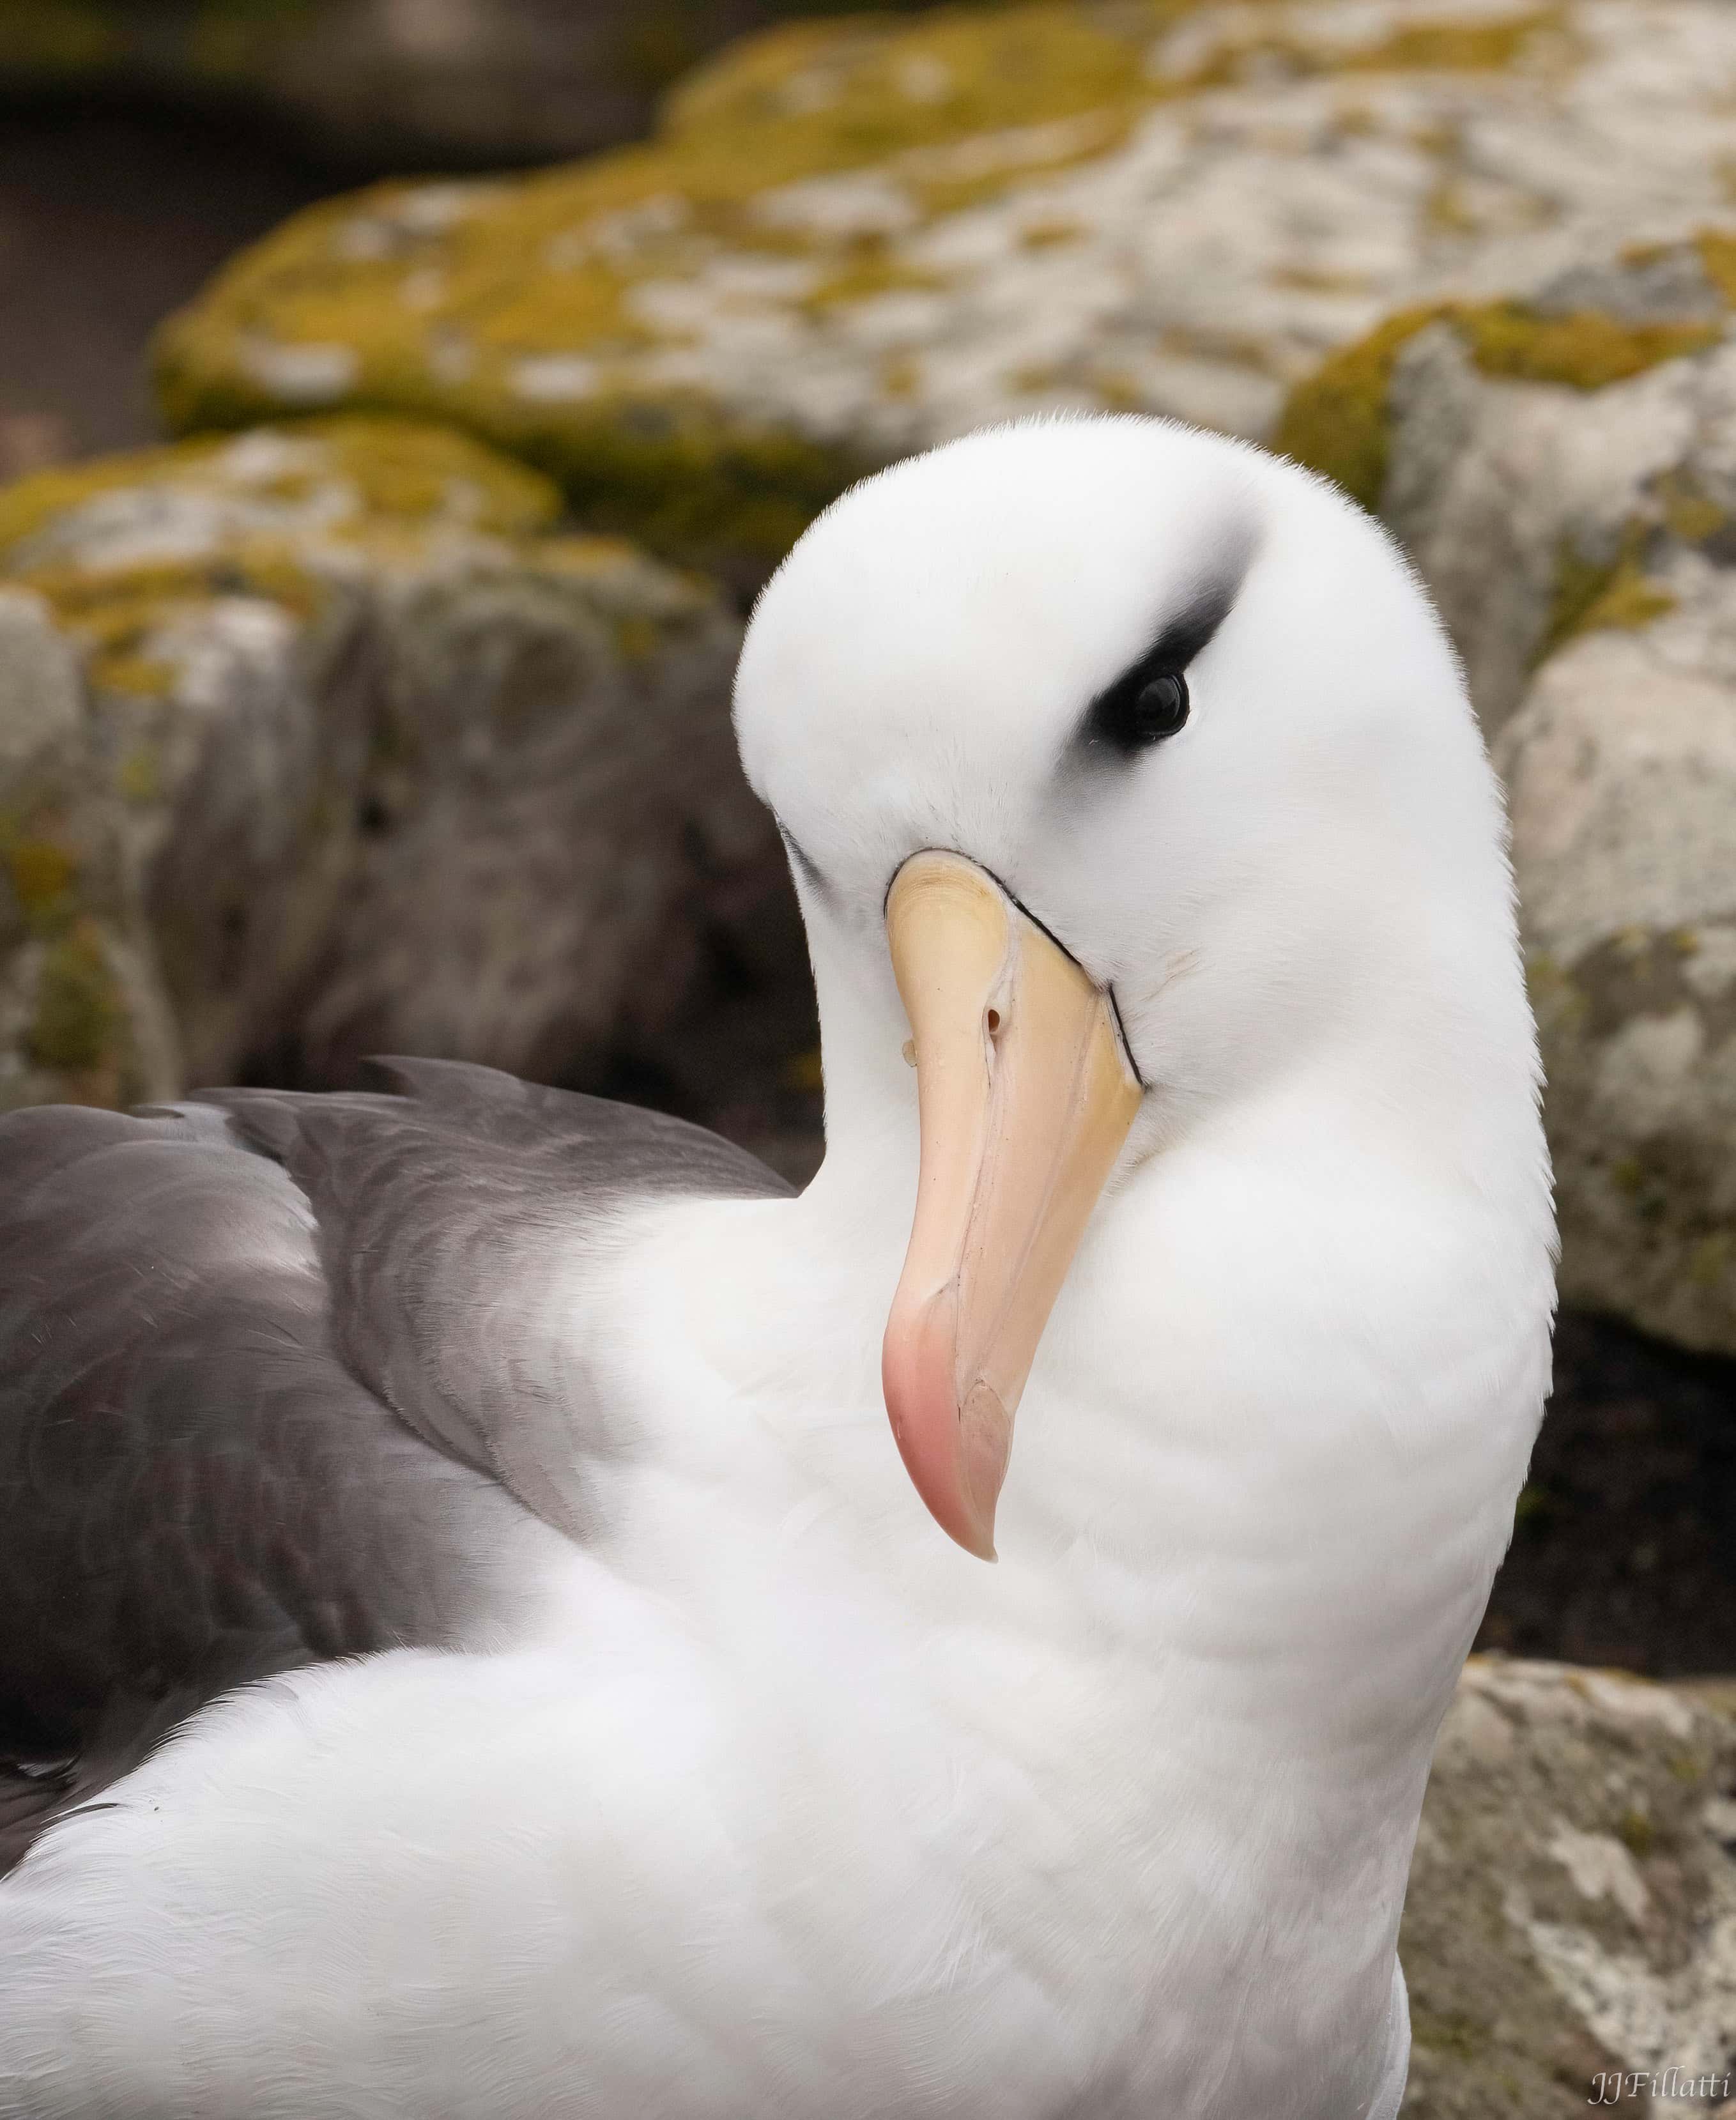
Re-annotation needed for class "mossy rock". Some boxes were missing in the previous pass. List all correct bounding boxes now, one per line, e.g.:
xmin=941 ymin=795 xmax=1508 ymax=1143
xmin=0 ymin=574 xmax=150 ymax=1113
xmin=27 ymin=919 xmax=125 ymax=1075
xmin=150 ymin=0 xmax=1735 ymax=580
xmin=0 ymin=415 xmax=801 ymax=1117
xmin=150 ymin=2 xmax=1200 ymax=571
xmin=1537 ymin=533 xmax=1677 ymax=666
xmin=0 ymin=415 xmax=564 ymax=700
xmin=1500 ymin=634 xmax=1736 ymax=1358
xmin=1276 ymin=236 xmax=1736 ymax=512
xmin=1272 ymin=303 xmax=1450 ymax=514
xmin=1401 ymin=1659 xmax=1736 ymax=2117
xmin=1277 ymin=232 xmax=1736 ymax=1358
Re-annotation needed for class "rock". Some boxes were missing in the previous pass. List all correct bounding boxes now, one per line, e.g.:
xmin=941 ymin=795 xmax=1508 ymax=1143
xmin=1276 ymin=232 xmax=1736 ymax=730
xmin=1500 ymin=620 xmax=1736 ymax=1362
xmin=1403 ymin=1657 xmax=1736 ymax=2117
xmin=0 ymin=415 xmax=789 ymax=1116
xmin=152 ymin=0 xmax=1736 ymax=581
xmin=1280 ymin=233 xmax=1736 ymax=1356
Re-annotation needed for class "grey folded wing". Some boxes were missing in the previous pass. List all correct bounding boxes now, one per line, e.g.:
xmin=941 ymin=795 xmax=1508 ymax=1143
xmin=0 ymin=1059 xmax=790 ymax=1872
xmin=203 ymin=1056 xmax=791 ymax=1532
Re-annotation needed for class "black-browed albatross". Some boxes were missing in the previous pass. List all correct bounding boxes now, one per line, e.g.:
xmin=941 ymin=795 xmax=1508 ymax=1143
xmin=0 ymin=415 xmax=1554 ymax=2120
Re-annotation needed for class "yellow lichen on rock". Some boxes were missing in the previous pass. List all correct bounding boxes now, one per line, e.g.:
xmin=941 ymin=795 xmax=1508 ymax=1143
xmin=4 ymin=838 xmax=76 ymax=923
xmin=27 ymin=918 xmax=124 ymax=1080
xmin=1172 ymin=4 xmax=1562 ymax=92
xmin=151 ymin=5 xmax=1181 ymax=567
xmin=0 ymin=792 xmax=141 ymax=1105
xmin=1279 ymin=263 xmax=1735 ymax=511
xmin=659 ymin=6 xmax=1162 ymax=162
xmin=1696 ymin=229 xmax=1736 ymax=305
xmin=1272 ymin=217 xmax=1736 ymax=1362
xmin=801 ymin=248 xmax=947 ymax=316
xmin=1272 ymin=304 xmax=1447 ymax=510
xmin=1454 ymin=303 xmax=1722 ymax=390
xmin=1539 ymin=534 xmax=1678 ymax=664
xmin=0 ymin=415 xmax=564 ymax=701
xmin=150 ymin=0 xmax=1604 ymax=572
xmin=0 ymin=411 xmax=593 ymax=1112
xmin=0 ymin=406 xmax=772 ymax=1119
xmin=0 ymin=414 xmax=558 ymax=557
xmin=1652 ymin=468 xmax=1728 ymax=547
xmin=153 ymin=14 xmax=1166 ymax=381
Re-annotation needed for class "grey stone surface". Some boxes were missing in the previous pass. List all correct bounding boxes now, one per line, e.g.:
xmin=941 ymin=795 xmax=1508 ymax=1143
xmin=1367 ymin=244 xmax=1736 ymax=1354
xmin=1498 ymin=601 xmax=1736 ymax=1360
xmin=0 ymin=418 xmax=782 ymax=1114
xmin=157 ymin=0 xmax=1736 ymax=495
xmin=1402 ymin=1658 xmax=1736 ymax=2117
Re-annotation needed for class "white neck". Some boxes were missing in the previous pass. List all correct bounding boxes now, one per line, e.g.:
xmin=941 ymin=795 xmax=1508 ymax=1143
xmin=576 ymin=1006 xmax=1548 ymax=2107
xmin=612 ymin=1023 xmax=1549 ymax=1726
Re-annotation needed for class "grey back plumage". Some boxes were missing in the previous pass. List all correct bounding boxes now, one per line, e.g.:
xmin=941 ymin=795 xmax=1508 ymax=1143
xmin=0 ymin=1060 xmax=790 ymax=1872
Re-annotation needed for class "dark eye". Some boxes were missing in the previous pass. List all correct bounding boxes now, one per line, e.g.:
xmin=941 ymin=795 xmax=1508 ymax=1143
xmin=1131 ymin=672 xmax=1189 ymax=741
xmin=1082 ymin=663 xmax=1190 ymax=757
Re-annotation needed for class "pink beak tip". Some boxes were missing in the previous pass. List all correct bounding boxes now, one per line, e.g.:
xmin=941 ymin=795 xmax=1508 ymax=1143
xmin=882 ymin=1309 xmax=1010 ymax=1562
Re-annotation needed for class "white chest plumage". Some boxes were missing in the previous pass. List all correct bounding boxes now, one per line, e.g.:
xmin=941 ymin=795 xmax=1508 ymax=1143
xmin=0 ymin=1143 xmax=1531 ymax=2119
xmin=0 ymin=1493 xmax=1407 ymax=2119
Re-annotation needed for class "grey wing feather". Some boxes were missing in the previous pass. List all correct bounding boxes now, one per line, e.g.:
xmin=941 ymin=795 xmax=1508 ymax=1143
xmin=0 ymin=1063 xmax=787 ymax=1873
xmin=200 ymin=1058 xmax=792 ymax=1534
xmin=0 ymin=1102 xmax=531 ymax=1871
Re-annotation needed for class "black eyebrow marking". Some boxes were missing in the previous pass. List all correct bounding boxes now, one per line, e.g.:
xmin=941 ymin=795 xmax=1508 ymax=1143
xmin=1073 ymin=564 xmax=1244 ymax=762
xmin=1150 ymin=570 xmax=1242 ymax=672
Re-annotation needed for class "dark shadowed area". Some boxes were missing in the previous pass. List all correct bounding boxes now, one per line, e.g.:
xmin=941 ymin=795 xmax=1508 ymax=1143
xmin=1479 ymin=1311 xmax=1736 ymax=1678
xmin=0 ymin=109 xmax=335 ymax=464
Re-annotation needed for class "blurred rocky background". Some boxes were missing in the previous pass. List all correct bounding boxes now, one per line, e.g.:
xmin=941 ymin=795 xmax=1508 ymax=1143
xmin=4 ymin=3 xmax=1736 ymax=2104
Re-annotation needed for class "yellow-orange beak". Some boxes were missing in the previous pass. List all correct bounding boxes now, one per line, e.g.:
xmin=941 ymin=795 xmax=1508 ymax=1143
xmin=882 ymin=852 xmax=1144 ymax=1559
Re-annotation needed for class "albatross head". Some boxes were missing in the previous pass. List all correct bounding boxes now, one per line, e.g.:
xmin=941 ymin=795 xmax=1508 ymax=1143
xmin=733 ymin=414 xmax=1538 ymax=1563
